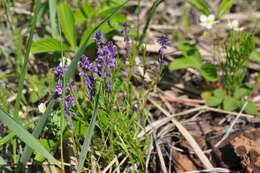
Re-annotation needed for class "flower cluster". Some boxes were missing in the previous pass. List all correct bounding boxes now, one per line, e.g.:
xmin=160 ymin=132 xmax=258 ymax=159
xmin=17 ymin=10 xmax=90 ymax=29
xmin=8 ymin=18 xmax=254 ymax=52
xmin=77 ymin=31 xmax=117 ymax=99
xmin=54 ymin=65 xmax=75 ymax=115
xmin=120 ymin=22 xmax=131 ymax=51
xmin=156 ymin=35 xmax=170 ymax=63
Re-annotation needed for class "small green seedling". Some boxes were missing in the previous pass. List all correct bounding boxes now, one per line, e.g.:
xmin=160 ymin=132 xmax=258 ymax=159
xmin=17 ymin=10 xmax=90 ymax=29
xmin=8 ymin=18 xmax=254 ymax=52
xmin=169 ymin=43 xmax=217 ymax=82
xmin=206 ymin=32 xmax=257 ymax=115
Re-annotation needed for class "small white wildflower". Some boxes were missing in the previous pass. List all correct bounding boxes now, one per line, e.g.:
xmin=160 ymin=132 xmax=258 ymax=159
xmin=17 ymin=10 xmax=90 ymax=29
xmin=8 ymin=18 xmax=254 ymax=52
xmin=59 ymin=56 xmax=71 ymax=66
xmin=38 ymin=103 xmax=46 ymax=113
xmin=199 ymin=14 xmax=219 ymax=29
xmin=228 ymin=20 xmax=244 ymax=31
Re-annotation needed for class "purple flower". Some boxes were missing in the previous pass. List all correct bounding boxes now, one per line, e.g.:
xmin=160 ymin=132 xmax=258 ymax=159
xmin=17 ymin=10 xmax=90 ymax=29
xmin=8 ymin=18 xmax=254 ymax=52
xmin=93 ymin=31 xmax=103 ymax=42
xmin=121 ymin=22 xmax=131 ymax=51
xmin=122 ymin=22 xmax=130 ymax=29
xmin=156 ymin=35 xmax=170 ymax=46
xmin=54 ymin=65 xmax=76 ymax=116
xmin=156 ymin=36 xmax=170 ymax=63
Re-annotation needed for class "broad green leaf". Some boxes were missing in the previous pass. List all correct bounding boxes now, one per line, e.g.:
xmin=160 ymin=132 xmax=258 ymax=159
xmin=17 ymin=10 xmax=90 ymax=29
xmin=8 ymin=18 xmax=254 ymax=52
xmin=200 ymin=63 xmax=217 ymax=81
xmin=0 ymin=108 xmax=60 ymax=167
xmin=74 ymin=3 xmax=95 ymax=24
xmin=31 ymin=38 xmax=70 ymax=54
xmin=178 ymin=43 xmax=202 ymax=68
xmin=244 ymin=101 xmax=257 ymax=115
xmin=169 ymin=58 xmax=192 ymax=70
xmin=214 ymin=89 xmax=225 ymax=100
xmin=223 ymin=96 xmax=239 ymax=111
xmin=58 ymin=3 xmax=77 ymax=48
xmin=234 ymin=87 xmax=251 ymax=99
xmin=249 ymin=51 xmax=260 ymax=63
xmin=206 ymin=96 xmax=222 ymax=106
xmin=187 ymin=0 xmax=210 ymax=15
xmin=217 ymin=0 xmax=234 ymax=17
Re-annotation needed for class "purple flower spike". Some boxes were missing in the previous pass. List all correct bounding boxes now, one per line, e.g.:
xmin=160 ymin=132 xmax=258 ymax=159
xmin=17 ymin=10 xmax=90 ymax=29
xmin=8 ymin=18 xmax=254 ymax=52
xmin=122 ymin=22 xmax=130 ymax=29
xmin=121 ymin=22 xmax=131 ymax=51
xmin=93 ymin=31 xmax=103 ymax=42
xmin=156 ymin=35 xmax=170 ymax=46
xmin=156 ymin=35 xmax=170 ymax=63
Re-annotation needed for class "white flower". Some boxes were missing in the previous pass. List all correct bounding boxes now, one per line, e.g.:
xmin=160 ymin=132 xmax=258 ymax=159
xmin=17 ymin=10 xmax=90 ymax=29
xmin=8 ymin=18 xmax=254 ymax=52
xmin=38 ymin=103 xmax=46 ymax=113
xmin=228 ymin=20 xmax=244 ymax=31
xmin=199 ymin=14 xmax=219 ymax=29
xmin=59 ymin=56 xmax=71 ymax=66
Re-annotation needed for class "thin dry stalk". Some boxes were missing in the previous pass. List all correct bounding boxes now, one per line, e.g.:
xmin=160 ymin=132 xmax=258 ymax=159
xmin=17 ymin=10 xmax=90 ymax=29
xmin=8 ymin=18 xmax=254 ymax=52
xmin=148 ymin=97 xmax=215 ymax=170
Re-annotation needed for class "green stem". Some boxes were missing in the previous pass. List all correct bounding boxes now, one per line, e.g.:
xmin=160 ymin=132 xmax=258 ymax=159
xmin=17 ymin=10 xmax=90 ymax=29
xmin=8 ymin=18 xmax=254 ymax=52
xmin=13 ymin=0 xmax=41 ymax=120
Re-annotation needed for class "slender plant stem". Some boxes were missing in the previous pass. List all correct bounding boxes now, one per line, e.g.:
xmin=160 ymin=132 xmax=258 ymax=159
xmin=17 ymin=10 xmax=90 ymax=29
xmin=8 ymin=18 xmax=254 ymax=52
xmin=137 ymin=0 xmax=163 ymax=50
xmin=76 ymin=82 xmax=102 ymax=173
xmin=13 ymin=0 xmax=41 ymax=119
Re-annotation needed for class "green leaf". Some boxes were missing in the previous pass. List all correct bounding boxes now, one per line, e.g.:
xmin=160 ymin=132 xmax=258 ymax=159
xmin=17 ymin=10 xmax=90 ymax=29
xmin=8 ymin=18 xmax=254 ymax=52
xmin=35 ymin=139 xmax=56 ymax=162
xmin=178 ymin=43 xmax=202 ymax=68
xmin=74 ymin=3 xmax=95 ymax=24
xmin=58 ymin=3 xmax=77 ymax=48
xmin=186 ymin=0 xmax=210 ymax=15
xmin=0 ymin=108 xmax=60 ymax=167
xmin=244 ymin=101 xmax=257 ymax=115
xmin=31 ymin=38 xmax=70 ymax=54
xmin=206 ymin=96 xmax=222 ymax=106
xmin=48 ymin=0 xmax=58 ymax=38
xmin=0 ymin=156 xmax=12 ymax=172
xmin=214 ymin=89 xmax=225 ymax=100
xmin=234 ymin=87 xmax=251 ymax=99
xmin=217 ymin=0 xmax=234 ymax=17
xmin=249 ymin=51 xmax=260 ymax=63
xmin=169 ymin=58 xmax=192 ymax=70
xmin=19 ymin=100 xmax=56 ymax=168
xmin=200 ymin=63 xmax=217 ymax=81
xmin=223 ymin=96 xmax=239 ymax=111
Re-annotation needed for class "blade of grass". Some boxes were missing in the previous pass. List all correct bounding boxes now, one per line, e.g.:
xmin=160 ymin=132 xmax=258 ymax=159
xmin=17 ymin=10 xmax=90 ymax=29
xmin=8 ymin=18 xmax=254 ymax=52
xmin=18 ymin=100 xmax=56 ymax=170
xmin=137 ymin=0 xmax=163 ymax=50
xmin=13 ymin=0 xmax=41 ymax=119
xmin=48 ymin=0 xmax=58 ymax=38
xmin=0 ymin=118 xmax=39 ymax=147
xmin=0 ymin=108 xmax=60 ymax=167
xmin=76 ymin=85 xmax=101 ymax=173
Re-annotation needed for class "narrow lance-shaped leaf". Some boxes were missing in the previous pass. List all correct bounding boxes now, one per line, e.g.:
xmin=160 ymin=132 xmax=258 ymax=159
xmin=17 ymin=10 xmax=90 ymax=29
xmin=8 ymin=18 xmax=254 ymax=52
xmin=217 ymin=0 xmax=234 ymax=17
xmin=19 ymin=100 xmax=56 ymax=168
xmin=0 ymin=108 xmax=60 ymax=167
xmin=187 ymin=0 xmax=210 ymax=15
xmin=58 ymin=3 xmax=77 ymax=49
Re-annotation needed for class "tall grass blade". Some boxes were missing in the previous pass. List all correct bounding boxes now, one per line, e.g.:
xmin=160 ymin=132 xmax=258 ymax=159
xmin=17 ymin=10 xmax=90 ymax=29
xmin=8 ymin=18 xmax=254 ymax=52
xmin=137 ymin=0 xmax=163 ymax=50
xmin=13 ymin=0 xmax=41 ymax=119
xmin=0 ymin=118 xmax=38 ymax=147
xmin=187 ymin=0 xmax=210 ymax=15
xmin=217 ymin=0 xmax=234 ymax=17
xmin=48 ymin=0 xmax=58 ymax=38
xmin=18 ymin=100 xmax=56 ymax=169
xmin=0 ymin=108 xmax=60 ymax=167
xmin=76 ymin=88 xmax=100 ymax=173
